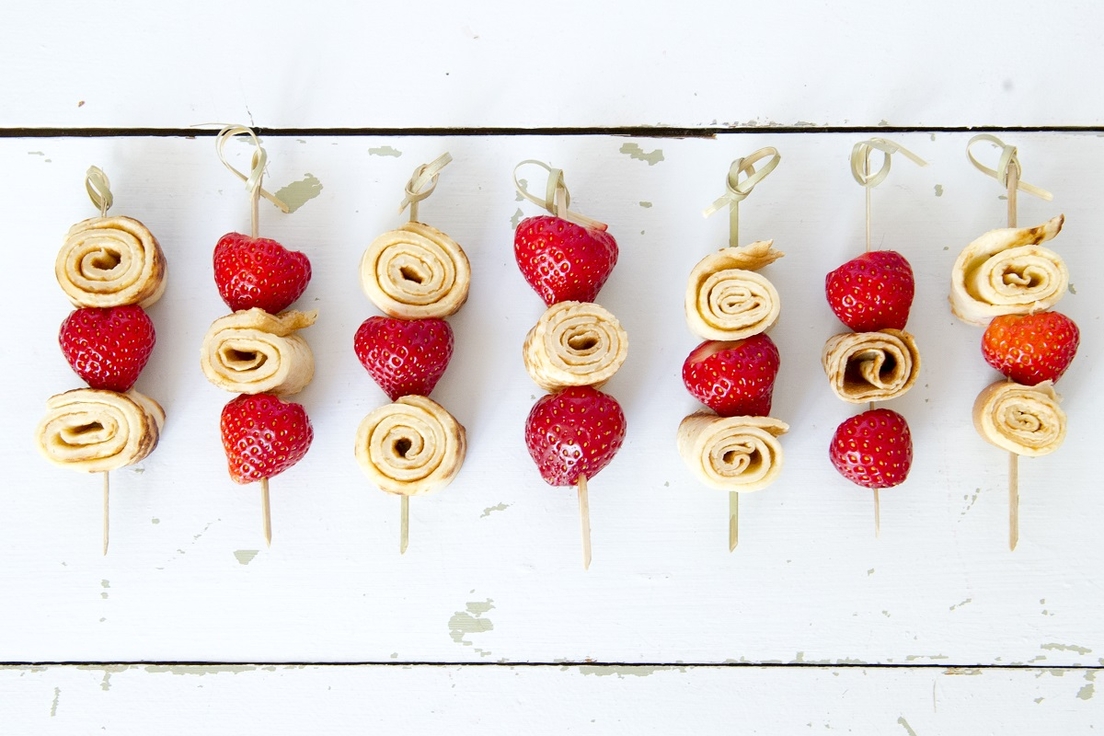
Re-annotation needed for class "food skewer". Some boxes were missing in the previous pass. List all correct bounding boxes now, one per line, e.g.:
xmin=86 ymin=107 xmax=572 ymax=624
xmin=353 ymin=153 xmax=469 ymax=555
xmin=962 ymin=135 xmax=1064 ymax=549
xmin=209 ymin=126 xmax=313 ymax=546
xmin=36 ymin=165 xmax=167 ymax=555
xmin=678 ymin=147 xmax=787 ymax=551
xmin=513 ymin=161 xmax=627 ymax=569
xmin=818 ymin=139 xmax=926 ymax=536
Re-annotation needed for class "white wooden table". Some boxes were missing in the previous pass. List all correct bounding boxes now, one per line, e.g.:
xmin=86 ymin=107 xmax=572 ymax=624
xmin=2 ymin=2 xmax=1101 ymax=732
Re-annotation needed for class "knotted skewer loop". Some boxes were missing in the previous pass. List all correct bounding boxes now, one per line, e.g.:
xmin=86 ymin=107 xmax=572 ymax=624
xmin=703 ymin=146 xmax=781 ymax=249
xmin=967 ymin=134 xmax=1052 ymax=203
xmin=399 ymin=152 xmax=453 ymax=222
xmin=85 ymin=166 xmax=113 ymax=217
xmin=512 ymin=160 xmax=607 ymax=230
xmin=850 ymin=138 xmax=927 ymax=189
xmin=215 ymin=125 xmax=290 ymax=236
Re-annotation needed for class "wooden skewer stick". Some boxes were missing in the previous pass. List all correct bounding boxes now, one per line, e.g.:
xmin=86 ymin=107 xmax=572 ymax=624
xmin=102 ymin=471 xmax=110 ymax=556
xmin=400 ymin=496 xmax=410 ymax=555
xmin=728 ymin=492 xmax=739 ymax=551
xmin=261 ymin=477 xmax=272 ymax=547
xmin=578 ymin=473 xmax=592 ymax=570
xmin=874 ymin=489 xmax=881 ymax=538
xmin=1006 ymin=157 xmax=1021 ymax=551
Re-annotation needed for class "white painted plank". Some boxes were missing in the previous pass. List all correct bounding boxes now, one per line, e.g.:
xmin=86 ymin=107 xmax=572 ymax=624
xmin=2 ymin=0 xmax=1101 ymax=129
xmin=1 ymin=132 xmax=1101 ymax=665
xmin=1 ymin=664 xmax=1100 ymax=734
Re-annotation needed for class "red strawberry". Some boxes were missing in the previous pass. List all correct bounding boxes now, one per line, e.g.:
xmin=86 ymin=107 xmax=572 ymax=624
xmin=524 ymin=386 xmax=626 ymax=486
xmin=682 ymin=334 xmax=781 ymax=417
xmin=514 ymin=215 xmax=618 ymax=306
xmin=829 ymin=408 xmax=913 ymax=489
xmin=981 ymin=311 xmax=1080 ymax=386
xmin=825 ymin=250 xmax=915 ymax=331
xmin=58 ymin=305 xmax=156 ymax=392
xmin=213 ymin=232 xmax=311 ymax=314
xmin=220 ymin=393 xmax=313 ymax=484
xmin=353 ymin=316 xmax=454 ymax=400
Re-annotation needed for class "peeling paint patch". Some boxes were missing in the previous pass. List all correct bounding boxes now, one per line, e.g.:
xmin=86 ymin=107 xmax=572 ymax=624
xmin=575 ymin=665 xmax=684 ymax=678
xmin=480 ymin=503 xmax=509 ymax=518
xmin=949 ymin=598 xmax=972 ymax=611
xmin=234 ymin=550 xmax=259 ymax=565
xmin=100 ymin=580 xmax=110 ymax=599
xmin=510 ymin=208 xmax=524 ymax=228
xmin=934 ymin=184 xmax=944 ymax=197
xmin=50 ymin=687 xmax=60 ymax=716
xmin=1078 ymin=671 xmax=1097 ymax=700
xmin=274 ymin=174 xmax=323 ymax=213
xmin=448 ymin=600 xmax=495 ymax=648
xmin=515 ymin=180 xmax=527 ymax=202
xmin=906 ymin=654 xmax=949 ymax=662
xmin=639 ymin=201 xmax=653 ymax=208
xmin=898 ymin=716 xmax=918 ymax=736
xmin=944 ymin=667 xmax=982 ymax=676
xmin=1069 ymin=283 xmax=1077 ymax=295
xmin=143 ymin=664 xmax=259 ymax=676
xmin=151 ymin=518 xmax=160 ymax=524
xmin=619 ymin=142 xmax=664 ymax=166
xmin=1034 ymin=697 xmax=1044 ymax=704
xmin=868 ymin=568 xmax=875 ymax=576
xmin=369 ymin=146 xmax=402 ymax=158
xmin=1041 ymin=643 xmax=1092 ymax=655
xmin=28 ymin=151 xmax=45 ymax=156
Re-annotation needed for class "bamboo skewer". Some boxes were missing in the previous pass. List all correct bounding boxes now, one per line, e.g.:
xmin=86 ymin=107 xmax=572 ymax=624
xmin=1006 ymin=155 xmax=1021 ymax=551
xmin=102 ymin=471 xmax=110 ymax=556
xmin=578 ymin=474 xmax=592 ymax=570
xmin=400 ymin=496 xmax=410 ymax=555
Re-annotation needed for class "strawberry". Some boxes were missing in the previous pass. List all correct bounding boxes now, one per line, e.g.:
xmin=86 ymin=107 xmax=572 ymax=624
xmin=682 ymin=334 xmax=780 ymax=417
xmin=220 ymin=393 xmax=313 ymax=484
xmin=353 ymin=316 xmax=454 ymax=400
xmin=213 ymin=232 xmax=311 ymax=314
xmin=981 ymin=311 xmax=1080 ymax=386
xmin=825 ymin=250 xmax=915 ymax=331
xmin=524 ymin=386 xmax=626 ymax=486
xmin=829 ymin=408 xmax=913 ymax=489
xmin=58 ymin=305 xmax=156 ymax=392
xmin=514 ymin=215 xmax=618 ymax=306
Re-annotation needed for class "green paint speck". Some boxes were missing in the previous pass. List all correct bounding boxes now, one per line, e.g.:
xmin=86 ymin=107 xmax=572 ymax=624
xmin=934 ymin=184 xmax=944 ymax=197
xmin=515 ymin=180 xmax=527 ymax=202
xmin=274 ymin=174 xmax=323 ymax=214
xmin=151 ymin=518 xmax=160 ymax=525
xmin=234 ymin=550 xmax=259 ymax=565
xmin=50 ymin=687 xmax=60 ymax=716
xmin=898 ymin=716 xmax=918 ymax=736
xmin=369 ymin=146 xmax=403 ymax=158
xmin=449 ymin=599 xmax=495 ymax=646
xmin=1069 ymin=283 xmax=1076 ymax=295
xmin=510 ymin=208 xmax=524 ymax=228
xmin=619 ymin=142 xmax=664 ymax=166
xmin=950 ymin=598 xmax=973 ymax=611
xmin=868 ymin=568 xmax=875 ymax=576
xmin=639 ymin=201 xmax=653 ymax=208
xmin=480 ymin=503 xmax=509 ymax=518
xmin=1042 ymin=643 xmax=1092 ymax=655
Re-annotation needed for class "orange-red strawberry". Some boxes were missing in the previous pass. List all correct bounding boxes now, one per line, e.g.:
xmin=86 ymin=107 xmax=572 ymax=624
xmin=213 ymin=232 xmax=311 ymax=314
xmin=353 ymin=316 xmax=454 ymax=400
xmin=514 ymin=215 xmax=618 ymax=306
xmin=58 ymin=305 xmax=156 ymax=392
xmin=829 ymin=408 xmax=913 ymax=489
xmin=220 ymin=393 xmax=313 ymax=483
xmin=825 ymin=250 xmax=915 ymax=331
xmin=681 ymin=334 xmax=781 ymax=417
xmin=981 ymin=311 xmax=1080 ymax=386
xmin=524 ymin=386 xmax=626 ymax=486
